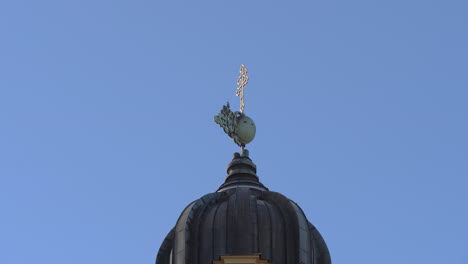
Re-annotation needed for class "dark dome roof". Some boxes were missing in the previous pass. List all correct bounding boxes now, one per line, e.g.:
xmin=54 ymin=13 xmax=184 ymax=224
xmin=156 ymin=151 xmax=331 ymax=264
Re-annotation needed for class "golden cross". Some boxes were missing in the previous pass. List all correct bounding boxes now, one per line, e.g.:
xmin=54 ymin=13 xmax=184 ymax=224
xmin=236 ymin=64 xmax=249 ymax=113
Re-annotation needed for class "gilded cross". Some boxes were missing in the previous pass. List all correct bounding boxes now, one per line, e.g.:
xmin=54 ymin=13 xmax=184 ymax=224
xmin=236 ymin=64 xmax=249 ymax=113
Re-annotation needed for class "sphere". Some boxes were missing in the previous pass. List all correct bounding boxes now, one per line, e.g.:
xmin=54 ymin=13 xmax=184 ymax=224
xmin=237 ymin=115 xmax=256 ymax=144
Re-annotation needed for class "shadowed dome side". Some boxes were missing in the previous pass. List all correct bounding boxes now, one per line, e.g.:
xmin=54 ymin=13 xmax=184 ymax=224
xmin=156 ymin=152 xmax=331 ymax=264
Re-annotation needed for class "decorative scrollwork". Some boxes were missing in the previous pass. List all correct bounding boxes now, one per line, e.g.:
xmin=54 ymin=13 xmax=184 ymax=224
xmin=236 ymin=64 xmax=249 ymax=113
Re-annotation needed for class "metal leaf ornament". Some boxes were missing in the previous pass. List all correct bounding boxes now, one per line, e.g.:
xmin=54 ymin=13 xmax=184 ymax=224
xmin=214 ymin=102 xmax=243 ymax=147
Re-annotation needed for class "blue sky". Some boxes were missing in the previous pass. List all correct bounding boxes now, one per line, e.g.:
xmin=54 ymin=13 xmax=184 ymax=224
xmin=1 ymin=1 xmax=467 ymax=263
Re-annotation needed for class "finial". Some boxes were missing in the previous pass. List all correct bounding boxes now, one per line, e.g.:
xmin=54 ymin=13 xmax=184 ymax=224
xmin=214 ymin=65 xmax=256 ymax=149
xmin=236 ymin=64 xmax=249 ymax=113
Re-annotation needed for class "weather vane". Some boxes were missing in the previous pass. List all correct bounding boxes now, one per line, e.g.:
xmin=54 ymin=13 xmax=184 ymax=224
xmin=215 ymin=64 xmax=256 ymax=150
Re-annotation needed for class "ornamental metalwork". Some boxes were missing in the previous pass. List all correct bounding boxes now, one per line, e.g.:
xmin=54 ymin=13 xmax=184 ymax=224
xmin=215 ymin=64 xmax=256 ymax=149
xmin=214 ymin=102 xmax=243 ymax=147
xmin=236 ymin=64 xmax=249 ymax=113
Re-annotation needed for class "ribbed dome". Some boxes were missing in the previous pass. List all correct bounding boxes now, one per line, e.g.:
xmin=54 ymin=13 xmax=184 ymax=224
xmin=156 ymin=151 xmax=331 ymax=264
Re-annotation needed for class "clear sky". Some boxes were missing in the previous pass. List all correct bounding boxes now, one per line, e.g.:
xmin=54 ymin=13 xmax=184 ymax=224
xmin=1 ymin=1 xmax=467 ymax=263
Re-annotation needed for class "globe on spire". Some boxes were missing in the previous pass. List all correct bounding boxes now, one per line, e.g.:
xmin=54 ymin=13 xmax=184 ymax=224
xmin=214 ymin=65 xmax=256 ymax=148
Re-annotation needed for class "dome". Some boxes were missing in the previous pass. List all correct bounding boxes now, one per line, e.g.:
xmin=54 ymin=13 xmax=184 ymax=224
xmin=156 ymin=150 xmax=331 ymax=264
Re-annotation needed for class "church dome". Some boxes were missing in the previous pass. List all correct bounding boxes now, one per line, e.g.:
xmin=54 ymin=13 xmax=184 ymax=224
xmin=156 ymin=150 xmax=331 ymax=264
